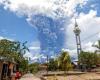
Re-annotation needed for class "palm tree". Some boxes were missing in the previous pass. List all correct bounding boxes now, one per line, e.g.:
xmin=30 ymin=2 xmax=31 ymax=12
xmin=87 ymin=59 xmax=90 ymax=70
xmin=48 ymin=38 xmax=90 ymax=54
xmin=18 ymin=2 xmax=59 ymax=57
xmin=58 ymin=51 xmax=72 ymax=74
xmin=92 ymin=40 xmax=100 ymax=53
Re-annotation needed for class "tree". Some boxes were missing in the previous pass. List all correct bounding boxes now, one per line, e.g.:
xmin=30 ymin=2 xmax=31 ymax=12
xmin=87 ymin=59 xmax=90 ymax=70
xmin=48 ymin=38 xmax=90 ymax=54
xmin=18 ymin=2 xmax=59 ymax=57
xmin=79 ymin=51 xmax=98 ymax=70
xmin=28 ymin=62 xmax=39 ymax=74
xmin=0 ymin=39 xmax=13 ymax=57
xmin=0 ymin=39 xmax=29 ymax=72
xmin=12 ymin=41 xmax=29 ymax=72
xmin=19 ymin=59 xmax=28 ymax=73
xmin=93 ymin=40 xmax=100 ymax=49
xmin=58 ymin=51 xmax=72 ymax=73
xmin=12 ymin=41 xmax=29 ymax=62
xmin=92 ymin=40 xmax=100 ymax=66
xmin=92 ymin=40 xmax=100 ymax=53
xmin=48 ymin=58 xmax=58 ymax=71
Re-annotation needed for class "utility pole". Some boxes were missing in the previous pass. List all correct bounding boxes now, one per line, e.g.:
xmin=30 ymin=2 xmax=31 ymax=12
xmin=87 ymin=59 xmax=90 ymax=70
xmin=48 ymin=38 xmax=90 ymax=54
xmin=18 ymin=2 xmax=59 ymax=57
xmin=73 ymin=19 xmax=82 ymax=68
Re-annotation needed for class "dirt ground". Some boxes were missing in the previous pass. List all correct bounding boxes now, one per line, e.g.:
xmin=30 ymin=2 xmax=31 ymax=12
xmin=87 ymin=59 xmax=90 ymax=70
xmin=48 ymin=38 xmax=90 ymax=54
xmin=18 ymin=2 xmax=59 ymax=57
xmin=45 ymin=73 xmax=100 ymax=80
xmin=19 ymin=73 xmax=41 ymax=80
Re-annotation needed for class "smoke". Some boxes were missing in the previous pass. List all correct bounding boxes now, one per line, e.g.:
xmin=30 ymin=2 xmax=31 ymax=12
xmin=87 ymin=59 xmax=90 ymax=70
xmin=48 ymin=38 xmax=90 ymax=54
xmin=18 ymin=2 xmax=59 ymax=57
xmin=0 ymin=0 xmax=89 ymax=57
xmin=28 ymin=14 xmax=68 ymax=56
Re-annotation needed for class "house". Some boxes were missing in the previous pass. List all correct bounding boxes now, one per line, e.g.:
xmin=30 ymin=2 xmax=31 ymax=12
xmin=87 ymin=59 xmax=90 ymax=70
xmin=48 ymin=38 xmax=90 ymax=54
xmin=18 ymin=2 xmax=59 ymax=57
xmin=0 ymin=57 xmax=17 ymax=80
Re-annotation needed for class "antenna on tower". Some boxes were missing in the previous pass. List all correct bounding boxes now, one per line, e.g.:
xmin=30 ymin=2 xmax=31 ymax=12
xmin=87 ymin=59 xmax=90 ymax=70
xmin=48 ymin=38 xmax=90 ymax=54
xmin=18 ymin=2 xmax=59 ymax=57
xmin=75 ymin=18 xmax=78 ymax=27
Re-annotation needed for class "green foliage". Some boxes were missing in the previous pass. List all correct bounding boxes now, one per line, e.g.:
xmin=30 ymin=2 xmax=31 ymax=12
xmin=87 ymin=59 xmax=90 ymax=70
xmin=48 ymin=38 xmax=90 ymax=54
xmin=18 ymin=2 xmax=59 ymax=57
xmin=28 ymin=62 xmax=39 ymax=74
xmin=79 ymin=51 xmax=98 ymax=69
xmin=48 ymin=59 xmax=58 ymax=71
xmin=0 ymin=39 xmax=29 ymax=62
xmin=0 ymin=39 xmax=29 ymax=72
xmin=48 ymin=51 xmax=72 ymax=72
xmin=58 ymin=51 xmax=72 ymax=72
xmin=97 ymin=54 xmax=100 ymax=64
xmin=19 ymin=59 xmax=28 ymax=73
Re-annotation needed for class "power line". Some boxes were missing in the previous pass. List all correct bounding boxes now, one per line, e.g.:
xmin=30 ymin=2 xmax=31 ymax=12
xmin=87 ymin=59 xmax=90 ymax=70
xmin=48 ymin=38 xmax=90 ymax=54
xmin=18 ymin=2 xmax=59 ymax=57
xmin=82 ymin=31 xmax=100 ymax=42
xmin=79 ymin=30 xmax=100 ymax=50
xmin=69 ymin=30 xmax=100 ymax=51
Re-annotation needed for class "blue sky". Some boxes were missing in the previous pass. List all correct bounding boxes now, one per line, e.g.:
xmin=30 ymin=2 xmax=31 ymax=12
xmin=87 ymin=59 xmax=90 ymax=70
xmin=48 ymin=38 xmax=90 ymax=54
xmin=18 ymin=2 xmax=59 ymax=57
xmin=0 ymin=0 xmax=100 ymax=62
xmin=0 ymin=7 xmax=38 ymax=43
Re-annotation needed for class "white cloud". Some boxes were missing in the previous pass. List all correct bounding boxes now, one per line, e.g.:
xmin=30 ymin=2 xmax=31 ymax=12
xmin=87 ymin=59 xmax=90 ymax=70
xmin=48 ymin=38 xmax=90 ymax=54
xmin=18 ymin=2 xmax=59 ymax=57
xmin=24 ymin=51 xmax=47 ymax=62
xmin=65 ymin=9 xmax=100 ymax=58
xmin=62 ymin=41 xmax=97 ymax=60
xmin=98 ymin=33 xmax=100 ymax=38
xmin=91 ymin=4 xmax=96 ymax=8
xmin=24 ymin=40 xmax=42 ymax=62
xmin=0 ymin=36 xmax=14 ymax=41
xmin=24 ymin=51 xmax=40 ymax=62
xmin=0 ymin=0 xmax=89 ymax=19
xmin=24 ymin=51 xmax=33 ymax=59
xmin=29 ymin=40 xmax=40 ymax=50
xmin=83 ymin=42 xmax=97 ymax=52
xmin=29 ymin=46 xmax=40 ymax=50
xmin=0 ymin=36 xmax=5 ymax=40
xmin=59 ymin=0 xmax=88 ymax=17
xmin=62 ymin=48 xmax=78 ymax=59
xmin=0 ymin=0 xmax=57 ymax=18
xmin=66 ymin=10 xmax=100 ymax=50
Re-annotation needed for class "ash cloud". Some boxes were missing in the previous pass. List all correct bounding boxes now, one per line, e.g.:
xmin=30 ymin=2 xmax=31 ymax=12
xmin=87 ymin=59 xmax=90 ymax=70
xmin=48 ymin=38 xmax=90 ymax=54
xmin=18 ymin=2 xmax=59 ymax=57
xmin=0 ymin=0 xmax=90 ymax=59
xmin=29 ymin=14 xmax=67 ymax=56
